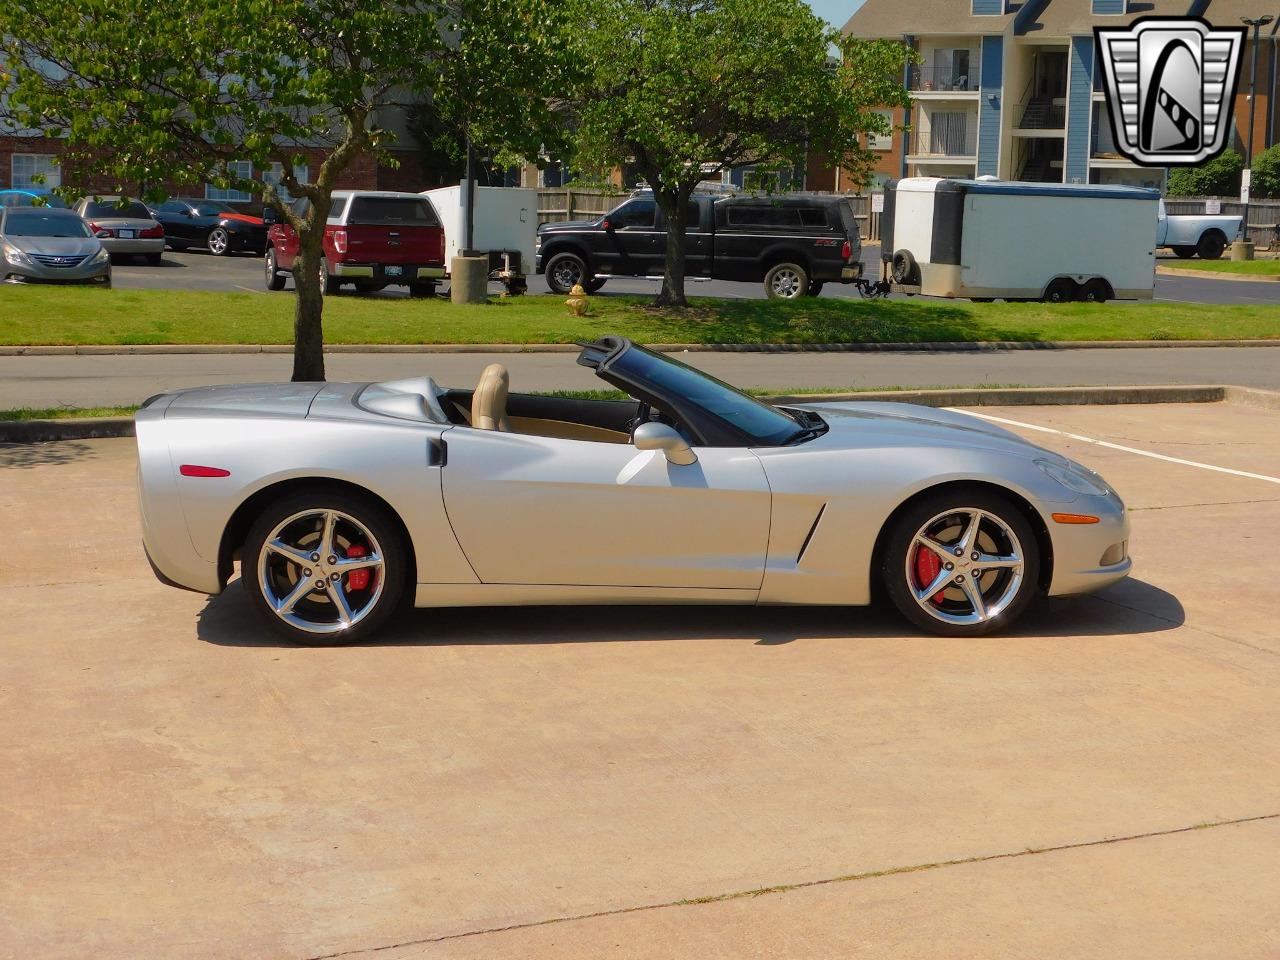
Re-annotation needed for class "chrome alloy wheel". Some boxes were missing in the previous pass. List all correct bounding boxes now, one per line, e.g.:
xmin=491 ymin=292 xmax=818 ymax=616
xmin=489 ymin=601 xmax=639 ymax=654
xmin=256 ymin=508 xmax=385 ymax=635
xmin=769 ymin=266 xmax=804 ymax=298
xmin=550 ymin=257 xmax=583 ymax=290
xmin=906 ymin=508 xmax=1024 ymax=626
xmin=208 ymin=227 xmax=229 ymax=255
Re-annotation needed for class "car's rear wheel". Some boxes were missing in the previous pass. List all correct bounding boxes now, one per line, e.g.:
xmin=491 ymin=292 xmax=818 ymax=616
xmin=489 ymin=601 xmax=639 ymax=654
xmin=764 ymin=261 xmax=808 ymax=299
xmin=1196 ymin=232 xmax=1226 ymax=260
xmin=244 ymin=492 xmax=409 ymax=645
xmin=207 ymin=227 xmax=231 ymax=256
xmin=264 ymin=247 xmax=286 ymax=290
xmin=545 ymin=251 xmax=588 ymax=294
xmin=882 ymin=490 xmax=1040 ymax=637
xmin=145 ymin=252 xmax=163 ymax=266
xmin=1171 ymin=245 xmax=1196 ymax=259
xmin=320 ymin=258 xmax=342 ymax=295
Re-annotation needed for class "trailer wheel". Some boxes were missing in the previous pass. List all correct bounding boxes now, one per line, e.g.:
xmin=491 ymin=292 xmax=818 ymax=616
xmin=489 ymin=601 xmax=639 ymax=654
xmin=890 ymin=249 xmax=919 ymax=285
xmin=1171 ymin=245 xmax=1197 ymax=259
xmin=1196 ymin=231 xmax=1226 ymax=260
xmin=1079 ymin=279 xmax=1111 ymax=303
xmin=1043 ymin=277 xmax=1077 ymax=303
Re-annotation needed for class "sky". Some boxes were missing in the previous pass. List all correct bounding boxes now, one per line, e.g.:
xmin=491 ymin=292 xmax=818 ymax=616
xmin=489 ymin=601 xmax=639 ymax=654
xmin=808 ymin=0 xmax=865 ymax=30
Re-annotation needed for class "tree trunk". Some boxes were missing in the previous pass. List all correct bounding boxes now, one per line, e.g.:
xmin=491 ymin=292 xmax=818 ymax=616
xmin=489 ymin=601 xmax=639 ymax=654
xmin=654 ymin=190 xmax=688 ymax=308
xmin=290 ymin=219 xmax=327 ymax=382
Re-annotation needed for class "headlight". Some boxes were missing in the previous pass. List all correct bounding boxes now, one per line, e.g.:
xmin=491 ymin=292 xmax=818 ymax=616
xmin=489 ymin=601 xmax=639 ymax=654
xmin=89 ymin=247 xmax=110 ymax=264
xmin=1036 ymin=459 xmax=1111 ymax=496
xmin=3 ymin=244 xmax=34 ymax=267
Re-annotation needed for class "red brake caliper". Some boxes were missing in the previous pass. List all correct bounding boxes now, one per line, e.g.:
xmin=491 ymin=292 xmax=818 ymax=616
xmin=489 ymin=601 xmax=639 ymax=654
xmin=345 ymin=544 xmax=370 ymax=591
xmin=914 ymin=546 xmax=945 ymax=604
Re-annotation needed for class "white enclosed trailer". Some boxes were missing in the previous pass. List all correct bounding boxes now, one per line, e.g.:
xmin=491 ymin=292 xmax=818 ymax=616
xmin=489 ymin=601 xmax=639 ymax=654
xmin=880 ymin=178 xmax=1159 ymax=302
xmin=421 ymin=185 xmax=538 ymax=294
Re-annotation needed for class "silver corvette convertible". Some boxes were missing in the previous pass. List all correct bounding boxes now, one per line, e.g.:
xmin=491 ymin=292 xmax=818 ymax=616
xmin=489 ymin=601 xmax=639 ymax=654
xmin=136 ymin=336 xmax=1130 ymax=643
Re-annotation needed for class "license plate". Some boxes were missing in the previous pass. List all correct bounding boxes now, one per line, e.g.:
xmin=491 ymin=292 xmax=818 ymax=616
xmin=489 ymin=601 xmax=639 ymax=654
xmin=385 ymin=265 xmax=403 ymax=277
xmin=118 ymin=229 xmax=134 ymax=239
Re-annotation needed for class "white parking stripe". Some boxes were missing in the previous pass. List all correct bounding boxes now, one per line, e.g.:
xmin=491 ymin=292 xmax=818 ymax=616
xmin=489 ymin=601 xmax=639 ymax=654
xmin=946 ymin=409 xmax=1280 ymax=486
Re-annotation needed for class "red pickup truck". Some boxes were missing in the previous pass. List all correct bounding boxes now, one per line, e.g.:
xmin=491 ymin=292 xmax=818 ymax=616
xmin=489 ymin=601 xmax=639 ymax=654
xmin=264 ymin=190 xmax=447 ymax=296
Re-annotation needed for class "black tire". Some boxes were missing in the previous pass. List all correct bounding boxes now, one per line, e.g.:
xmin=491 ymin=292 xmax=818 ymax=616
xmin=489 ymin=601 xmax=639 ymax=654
xmin=264 ymin=247 xmax=286 ymax=291
xmin=320 ymin=258 xmax=342 ymax=295
xmin=1196 ymin=232 xmax=1226 ymax=260
xmin=890 ymin=248 xmax=919 ymax=285
xmin=1171 ymin=245 xmax=1197 ymax=259
xmin=970 ymin=297 xmax=995 ymax=303
xmin=764 ymin=261 xmax=809 ymax=299
xmin=409 ymin=281 xmax=437 ymax=298
xmin=583 ymin=277 xmax=607 ymax=293
xmin=355 ymin=279 xmax=389 ymax=294
xmin=881 ymin=488 xmax=1041 ymax=638
xmin=807 ymin=280 xmax=825 ymax=296
xmin=242 ymin=490 xmax=410 ymax=646
xmin=207 ymin=226 xmax=231 ymax=256
xmin=1043 ymin=277 xmax=1077 ymax=303
xmin=545 ymin=251 xmax=588 ymax=294
xmin=1079 ymin=279 xmax=1110 ymax=303
xmin=145 ymin=252 xmax=163 ymax=266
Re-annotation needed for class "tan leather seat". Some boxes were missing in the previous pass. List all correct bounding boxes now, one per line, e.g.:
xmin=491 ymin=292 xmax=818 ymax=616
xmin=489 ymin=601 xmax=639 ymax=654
xmin=471 ymin=363 xmax=511 ymax=431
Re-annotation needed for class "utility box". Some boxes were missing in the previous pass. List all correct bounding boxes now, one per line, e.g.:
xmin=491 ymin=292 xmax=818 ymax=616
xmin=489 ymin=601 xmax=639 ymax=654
xmin=421 ymin=185 xmax=538 ymax=295
xmin=880 ymin=177 xmax=1159 ymax=303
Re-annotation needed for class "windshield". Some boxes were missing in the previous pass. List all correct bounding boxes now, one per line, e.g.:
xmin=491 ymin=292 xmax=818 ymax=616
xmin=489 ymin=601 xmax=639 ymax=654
xmin=2 ymin=212 xmax=92 ymax=238
xmin=192 ymin=201 xmax=236 ymax=216
xmin=612 ymin=344 xmax=804 ymax=445
xmin=82 ymin=200 xmax=152 ymax=219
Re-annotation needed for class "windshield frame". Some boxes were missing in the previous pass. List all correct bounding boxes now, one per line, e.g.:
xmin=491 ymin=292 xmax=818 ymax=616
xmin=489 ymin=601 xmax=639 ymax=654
xmin=580 ymin=337 xmax=818 ymax=447
xmin=1 ymin=211 xmax=93 ymax=238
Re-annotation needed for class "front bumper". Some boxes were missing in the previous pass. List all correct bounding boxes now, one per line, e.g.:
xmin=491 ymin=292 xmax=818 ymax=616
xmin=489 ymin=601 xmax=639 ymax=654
xmin=1044 ymin=493 xmax=1132 ymax=596
xmin=331 ymin=262 xmax=445 ymax=283
xmin=4 ymin=260 xmax=111 ymax=284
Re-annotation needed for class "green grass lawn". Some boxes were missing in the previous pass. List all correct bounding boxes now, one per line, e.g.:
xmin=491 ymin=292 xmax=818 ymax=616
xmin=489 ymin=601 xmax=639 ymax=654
xmin=0 ymin=287 xmax=1276 ymax=346
xmin=0 ymin=405 xmax=140 ymax=421
xmin=1159 ymin=258 xmax=1280 ymax=276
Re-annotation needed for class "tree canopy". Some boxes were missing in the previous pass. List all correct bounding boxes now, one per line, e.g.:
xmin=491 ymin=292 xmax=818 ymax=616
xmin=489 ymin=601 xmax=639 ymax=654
xmin=0 ymin=0 xmax=570 ymax=379
xmin=563 ymin=0 xmax=913 ymax=305
xmin=1166 ymin=149 xmax=1244 ymax=198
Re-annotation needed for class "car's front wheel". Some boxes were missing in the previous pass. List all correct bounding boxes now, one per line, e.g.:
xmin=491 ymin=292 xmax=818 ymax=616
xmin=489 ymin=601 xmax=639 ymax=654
xmin=545 ymin=251 xmax=588 ymax=294
xmin=243 ymin=491 xmax=409 ymax=645
xmin=882 ymin=489 xmax=1040 ymax=637
xmin=207 ymin=227 xmax=231 ymax=256
xmin=264 ymin=247 xmax=286 ymax=290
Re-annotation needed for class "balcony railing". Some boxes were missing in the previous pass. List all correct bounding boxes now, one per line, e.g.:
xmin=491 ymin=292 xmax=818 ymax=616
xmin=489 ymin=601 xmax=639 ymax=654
xmin=1016 ymin=98 xmax=1066 ymax=129
xmin=909 ymin=117 xmax=978 ymax=157
xmin=907 ymin=66 xmax=980 ymax=93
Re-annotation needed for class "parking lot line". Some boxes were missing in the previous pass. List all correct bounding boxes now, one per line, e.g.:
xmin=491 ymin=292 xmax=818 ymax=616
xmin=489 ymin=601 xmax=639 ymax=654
xmin=950 ymin=408 xmax=1280 ymax=486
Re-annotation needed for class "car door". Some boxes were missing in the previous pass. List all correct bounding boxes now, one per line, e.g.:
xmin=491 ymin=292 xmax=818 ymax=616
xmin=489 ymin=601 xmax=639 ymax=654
xmin=270 ymin=197 xmax=307 ymax=269
xmin=598 ymin=198 xmax=661 ymax=277
xmin=440 ymin=428 xmax=771 ymax=590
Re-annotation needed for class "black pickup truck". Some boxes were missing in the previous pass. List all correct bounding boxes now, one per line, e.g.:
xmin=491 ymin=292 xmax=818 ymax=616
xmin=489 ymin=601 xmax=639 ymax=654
xmin=536 ymin=192 xmax=863 ymax=299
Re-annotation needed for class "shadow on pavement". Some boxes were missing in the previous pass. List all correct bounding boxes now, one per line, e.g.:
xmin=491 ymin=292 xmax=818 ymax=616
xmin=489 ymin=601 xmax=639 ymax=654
xmin=197 ymin=576 xmax=1182 ymax=649
xmin=0 ymin=441 xmax=98 ymax=469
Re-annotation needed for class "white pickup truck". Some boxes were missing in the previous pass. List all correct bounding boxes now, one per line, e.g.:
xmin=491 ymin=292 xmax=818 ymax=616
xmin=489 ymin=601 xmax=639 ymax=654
xmin=1156 ymin=200 xmax=1242 ymax=260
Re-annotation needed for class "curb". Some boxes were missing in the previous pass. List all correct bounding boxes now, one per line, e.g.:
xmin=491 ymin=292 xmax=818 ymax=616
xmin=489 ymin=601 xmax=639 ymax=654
xmin=3 ymin=339 xmax=1280 ymax=357
xmin=1156 ymin=266 xmax=1280 ymax=282
xmin=6 ymin=384 xmax=1276 ymax=445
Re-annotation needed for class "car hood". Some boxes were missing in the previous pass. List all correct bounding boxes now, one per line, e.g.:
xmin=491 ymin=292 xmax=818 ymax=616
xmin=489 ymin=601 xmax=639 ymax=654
xmin=160 ymin=382 xmax=326 ymax=420
xmin=6 ymin=236 xmax=101 ymax=256
xmin=219 ymin=212 xmax=265 ymax=227
xmin=787 ymin=400 xmax=1068 ymax=463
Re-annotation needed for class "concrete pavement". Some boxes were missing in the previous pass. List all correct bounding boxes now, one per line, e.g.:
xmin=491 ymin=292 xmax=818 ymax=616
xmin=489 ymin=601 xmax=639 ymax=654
xmin=4 ymin=400 xmax=1280 ymax=958
xmin=3 ymin=344 xmax=1280 ymax=408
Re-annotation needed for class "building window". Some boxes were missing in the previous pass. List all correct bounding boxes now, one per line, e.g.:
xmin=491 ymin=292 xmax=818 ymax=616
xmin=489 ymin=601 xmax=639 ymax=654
xmin=263 ymin=162 xmax=309 ymax=203
xmin=205 ymin=160 xmax=254 ymax=202
xmin=867 ymin=110 xmax=895 ymax=151
xmin=11 ymin=154 xmax=61 ymax=191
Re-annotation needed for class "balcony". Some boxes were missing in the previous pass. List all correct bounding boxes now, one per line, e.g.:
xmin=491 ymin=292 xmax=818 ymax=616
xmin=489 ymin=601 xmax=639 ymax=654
xmin=907 ymin=65 xmax=980 ymax=94
xmin=1015 ymin=97 xmax=1066 ymax=131
xmin=908 ymin=115 xmax=978 ymax=159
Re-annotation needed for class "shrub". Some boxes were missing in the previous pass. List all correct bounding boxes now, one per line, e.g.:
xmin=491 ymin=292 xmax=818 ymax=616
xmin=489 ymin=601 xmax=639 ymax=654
xmin=1166 ymin=150 xmax=1243 ymax=196
xmin=1250 ymin=144 xmax=1280 ymax=199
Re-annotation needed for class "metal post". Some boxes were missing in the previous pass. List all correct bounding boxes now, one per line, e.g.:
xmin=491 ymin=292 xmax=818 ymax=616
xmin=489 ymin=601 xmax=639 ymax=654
xmin=1240 ymin=16 xmax=1275 ymax=244
xmin=464 ymin=130 xmax=477 ymax=256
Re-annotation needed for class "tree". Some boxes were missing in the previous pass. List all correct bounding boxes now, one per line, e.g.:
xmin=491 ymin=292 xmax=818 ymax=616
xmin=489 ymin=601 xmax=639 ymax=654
xmin=562 ymin=0 xmax=912 ymax=306
xmin=1166 ymin=149 xmax=1244 ymax=198
xmin=1251 ymin=144 xmax=1280 ymax=200
xmin=0 ymin=0 xmax=569 ymax=380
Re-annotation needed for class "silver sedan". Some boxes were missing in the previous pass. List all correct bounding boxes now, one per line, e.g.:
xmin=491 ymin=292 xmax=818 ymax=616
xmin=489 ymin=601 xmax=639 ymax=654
xmin=136 ymin=336 xmax=1131 ymax=645
xmin=0 ymin=207 xmax=112 ymax=286
xmin=72 ymin=196 xmax=165 ymax=263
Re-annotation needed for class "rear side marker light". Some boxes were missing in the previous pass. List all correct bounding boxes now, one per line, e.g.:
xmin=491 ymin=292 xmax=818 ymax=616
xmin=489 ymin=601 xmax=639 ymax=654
xmin=1052 ymin=513 xmax=1100 ymax=524
xmin=180 ymin=465 xmax=231 ymax=478
xmin=332 ymin=228 xmax=348 ymax=255
xmin=841 ymin=240 xmax=852 ymax=260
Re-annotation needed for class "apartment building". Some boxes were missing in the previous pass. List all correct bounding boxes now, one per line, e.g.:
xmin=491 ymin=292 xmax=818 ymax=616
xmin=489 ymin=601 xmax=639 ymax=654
xmin=833 ymin=0 xmax=1279 ymax=189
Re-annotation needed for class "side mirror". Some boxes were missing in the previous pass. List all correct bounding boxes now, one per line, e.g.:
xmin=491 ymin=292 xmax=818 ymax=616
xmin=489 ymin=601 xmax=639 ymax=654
xmin=262 ymin=207 xmax=280 ymax=225
xmin=633 ymin=422 xmax=697 ymax=465
xmin=601 ymin=218 xmax=613 ymax=230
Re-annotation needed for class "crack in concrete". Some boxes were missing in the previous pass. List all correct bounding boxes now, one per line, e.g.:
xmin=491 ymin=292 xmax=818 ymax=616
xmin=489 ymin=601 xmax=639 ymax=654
xmin=1130 ymin=497 xmax=1280 ymax=511
xmin=303 ymin=812 xmax=1280 ymax=960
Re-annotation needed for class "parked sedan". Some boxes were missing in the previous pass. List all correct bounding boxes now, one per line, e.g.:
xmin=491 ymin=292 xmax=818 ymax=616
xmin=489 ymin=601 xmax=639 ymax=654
xmin=0 ymin=207 xmax=111 ymax=286
xmin=149 ymin=198 xmax=267 ymax=256
xmin=71 ymin=197 xmax=165 ymax=264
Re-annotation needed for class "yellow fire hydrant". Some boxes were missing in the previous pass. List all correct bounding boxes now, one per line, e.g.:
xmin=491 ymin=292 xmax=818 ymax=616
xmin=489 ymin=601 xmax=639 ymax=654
xmin=565 ymin=283 xmax=590 ymax=317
